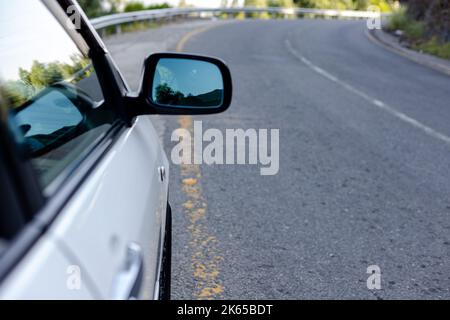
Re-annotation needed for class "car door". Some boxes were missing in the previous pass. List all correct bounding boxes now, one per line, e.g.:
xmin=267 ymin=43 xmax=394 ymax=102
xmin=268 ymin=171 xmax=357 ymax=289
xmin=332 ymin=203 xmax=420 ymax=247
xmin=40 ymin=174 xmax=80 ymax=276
xmin=48 ymin=114 xmax=169 ymax=299
xmin=0 ymin=0 xmax=168 ymax=299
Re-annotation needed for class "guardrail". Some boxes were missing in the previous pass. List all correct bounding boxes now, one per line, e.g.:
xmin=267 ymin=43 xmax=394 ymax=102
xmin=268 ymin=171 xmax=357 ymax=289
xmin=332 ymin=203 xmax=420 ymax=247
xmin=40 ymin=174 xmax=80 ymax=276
xmin=91 ymin=7 xmax=385 ymax=33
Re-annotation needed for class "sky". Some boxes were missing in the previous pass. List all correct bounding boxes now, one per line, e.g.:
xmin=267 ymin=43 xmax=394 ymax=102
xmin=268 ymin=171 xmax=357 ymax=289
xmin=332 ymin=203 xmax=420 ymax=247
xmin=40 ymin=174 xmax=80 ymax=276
xmin=0 ymin=0 xmax=82 ymax=81
xmin=0 ymin=0 xmax=245 ymax=81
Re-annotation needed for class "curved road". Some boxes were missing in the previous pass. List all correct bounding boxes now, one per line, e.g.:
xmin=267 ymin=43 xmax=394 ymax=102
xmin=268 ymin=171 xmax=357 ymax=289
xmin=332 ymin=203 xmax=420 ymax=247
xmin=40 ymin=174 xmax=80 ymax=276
xmin=108 ymin=19 xmax=450 ymax=299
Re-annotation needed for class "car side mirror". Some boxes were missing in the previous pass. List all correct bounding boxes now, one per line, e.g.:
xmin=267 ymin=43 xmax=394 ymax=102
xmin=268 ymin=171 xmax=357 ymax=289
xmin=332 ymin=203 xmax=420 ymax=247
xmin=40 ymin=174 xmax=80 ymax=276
xmin=135 ymin=53 xmax=232 ymax=115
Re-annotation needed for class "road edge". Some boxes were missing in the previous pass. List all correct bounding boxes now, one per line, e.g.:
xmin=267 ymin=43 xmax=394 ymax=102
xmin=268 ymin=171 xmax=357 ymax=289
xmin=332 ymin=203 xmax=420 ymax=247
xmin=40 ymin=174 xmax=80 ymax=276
xmin=366 ymin=28 xmax=450 ymax=77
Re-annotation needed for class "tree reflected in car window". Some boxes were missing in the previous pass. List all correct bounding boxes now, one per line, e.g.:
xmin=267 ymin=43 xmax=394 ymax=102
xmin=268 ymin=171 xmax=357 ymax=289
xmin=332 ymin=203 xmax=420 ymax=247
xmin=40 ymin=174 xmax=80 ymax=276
xmin=0 ymin=0 xmax=116 ymax=193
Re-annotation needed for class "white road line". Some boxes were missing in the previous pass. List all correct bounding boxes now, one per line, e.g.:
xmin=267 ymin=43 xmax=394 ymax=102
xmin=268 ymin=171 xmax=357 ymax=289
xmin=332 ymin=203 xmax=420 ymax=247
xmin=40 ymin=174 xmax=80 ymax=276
xmin=285 ymin=39 xmax=450 ymax=146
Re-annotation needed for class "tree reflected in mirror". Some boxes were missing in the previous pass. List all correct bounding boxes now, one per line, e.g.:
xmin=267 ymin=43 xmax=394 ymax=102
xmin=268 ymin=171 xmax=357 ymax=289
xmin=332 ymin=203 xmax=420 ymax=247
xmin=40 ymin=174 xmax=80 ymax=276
xmin=152 ymin=58 xmax=224 ymax=108
xmin=155 ymin=83 xmax=223 ymax=107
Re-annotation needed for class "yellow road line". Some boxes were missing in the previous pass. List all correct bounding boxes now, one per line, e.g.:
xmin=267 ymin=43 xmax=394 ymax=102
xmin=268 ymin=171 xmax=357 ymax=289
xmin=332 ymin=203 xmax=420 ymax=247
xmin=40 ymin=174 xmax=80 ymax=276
xmin=178 ymin=117 xmax=224 ymax=300
xmin=176 ymin=22 xmax=229 ymax=53
xmin=176 ymin=22 xmax=230 ymax=300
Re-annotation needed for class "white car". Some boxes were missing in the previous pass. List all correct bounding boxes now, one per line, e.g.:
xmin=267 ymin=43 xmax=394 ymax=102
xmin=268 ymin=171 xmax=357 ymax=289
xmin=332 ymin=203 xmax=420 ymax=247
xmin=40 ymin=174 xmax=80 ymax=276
xmin=0 ymin=0 xmax=232 ymax=299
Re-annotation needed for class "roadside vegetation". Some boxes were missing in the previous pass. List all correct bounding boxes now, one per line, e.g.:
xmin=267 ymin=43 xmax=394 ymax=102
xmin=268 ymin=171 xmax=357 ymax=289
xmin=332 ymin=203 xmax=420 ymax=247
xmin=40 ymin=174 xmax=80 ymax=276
xmin=3 ymin=55 xmax=91 ymax=108
xmin=239 ymin=0 xmax=396 ymax=18
xmin=292 ymin=0 xmax=394 ymax=11
xmin=77 ymin=0 xmax=399 ymax=36
xmin=79 ymin=0 xmax=397 ymax=18
xmin=386 ymin=1 xmax=450 ymax=60
xmin=77 ymin=0 xmax=172 ymax=18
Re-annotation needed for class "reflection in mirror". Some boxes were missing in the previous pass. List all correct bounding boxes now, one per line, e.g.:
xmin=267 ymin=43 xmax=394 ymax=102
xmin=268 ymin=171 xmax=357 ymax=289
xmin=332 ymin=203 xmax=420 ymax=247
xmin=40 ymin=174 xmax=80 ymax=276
xmin=152 ymin=58 xmax=224 ymax=107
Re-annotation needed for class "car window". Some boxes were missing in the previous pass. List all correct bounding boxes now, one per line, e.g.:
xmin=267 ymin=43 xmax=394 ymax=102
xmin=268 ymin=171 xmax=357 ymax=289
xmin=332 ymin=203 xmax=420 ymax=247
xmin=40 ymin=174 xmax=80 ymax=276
xmin=0 ymin=0 xmax=116 ymax=194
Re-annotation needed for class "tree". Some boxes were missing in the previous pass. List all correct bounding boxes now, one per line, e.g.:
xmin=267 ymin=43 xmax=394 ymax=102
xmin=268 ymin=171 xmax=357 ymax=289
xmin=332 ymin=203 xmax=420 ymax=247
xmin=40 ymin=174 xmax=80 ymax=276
xmin=293 ymin=0 xmax=315 ymax=7
xmin=147 ymin=3 xmax=171 ymax=9
xmin=245 ymin=0 xmax=268 ymax=7
xmin=77 ymin=0 xmax=104 ymax=17
xmin=269 ymin=0 xmax=294 ymax=7
xmin=155 ymin=83 xmax=184 ymax=105
xmin=107 ymin=0 xmax=126 ymax=13
xmin=424 ymin=0 xmax=450 ymax=42
xmin=353 ymin=0 xmax=369 ymax=10
xmin=3 ymin=55 xmax=90 ymax=108
xmin=309 ymin=0 xmax=354 ymax=10
xmin=124 ymin=1 xmax=146 ymax=12
xmin=244 ymin=0 xmax=270 ymax=18
xmin=401 ymin=0 xmax=450 ymax=42
xmin=293 ymin=0 xmax=394 ymax=10
xmin=401 ymin=0 xmax=429 ymax=20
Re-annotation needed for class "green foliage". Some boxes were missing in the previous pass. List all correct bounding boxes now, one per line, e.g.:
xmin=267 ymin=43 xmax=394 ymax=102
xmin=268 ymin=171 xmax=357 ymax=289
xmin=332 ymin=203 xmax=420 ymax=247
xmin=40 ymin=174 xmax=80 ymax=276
xmin=147 ymin=3 xmax=171 ymax=10
xmin=292 ymin=0 xmax=394 ymax=10
xmin=244 ymin=0 xmax=271 ymax=18
xmin=404 ymin=0 xmax=450 ymax=43
xmin=293 ymin=0 xmax=316 ymax=7
xmin=77 ymin=0 xmax=104 ymax=17
xmin=77 ymin=0 xmax=397 ymax=18
xmin=108 ymin=0 xmax=125 ymax=13
xmin=3 ymin=81 xmax=32 ymax=108
xmin=404 ymin=19 xmax=425 ymax=40
xmin=3 ymin=56 xmax=89 ymax=108
xmin=386 ymin=8 xmax=425 ymax=40
xmin=121 ymin=21 xmax=160 ymax=33
xmin=314 ymin=0 xmax=353 ymax=10
xmin=124 ymin=1 xmax=146 ymax=12
xmin=78 ymin=0 xmax=171 ymax=17
xmin=353 ymin=0 xmax=369 ymax=10
xmin=387 ymin=7 xmax=449 ymax=60
xmin=122 ymin=0 xmax=171 ymax=13
xmin=386 ymin=7 xmax=409 ymax=30
xmin=369 ymin=0 xmax=394 ymax=12
xmin=245 ymin=0 xmax=269 ymax=7
xmin=268 ymin=0 xmax=295 ymax=6
xmin=415 ymin=37 xmax=450 ymax=60
xmin=155 ymin=83 xmax=184 ymax=105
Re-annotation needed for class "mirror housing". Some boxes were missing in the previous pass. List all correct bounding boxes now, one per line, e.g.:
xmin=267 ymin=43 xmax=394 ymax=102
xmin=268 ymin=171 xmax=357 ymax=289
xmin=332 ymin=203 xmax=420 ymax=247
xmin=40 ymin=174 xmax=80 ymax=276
xmin=131 ymin=53 xmax=232 ymax=116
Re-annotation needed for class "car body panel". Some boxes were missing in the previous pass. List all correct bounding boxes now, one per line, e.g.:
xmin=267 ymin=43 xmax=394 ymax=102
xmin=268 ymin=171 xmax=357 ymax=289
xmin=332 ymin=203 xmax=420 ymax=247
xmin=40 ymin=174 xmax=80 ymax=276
xmin=0 ymin=0 xmax=171 ymax=299
xmin=46 ymin=115 xmax=169 ymax=299
xmin=0 ymin=235 xmax=96 ymax=299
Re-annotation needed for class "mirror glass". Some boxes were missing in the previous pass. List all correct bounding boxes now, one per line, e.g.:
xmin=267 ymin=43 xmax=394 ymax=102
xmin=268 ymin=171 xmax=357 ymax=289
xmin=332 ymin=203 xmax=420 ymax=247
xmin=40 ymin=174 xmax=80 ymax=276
xmin=152 ymin=58 xmax=224 ymax=108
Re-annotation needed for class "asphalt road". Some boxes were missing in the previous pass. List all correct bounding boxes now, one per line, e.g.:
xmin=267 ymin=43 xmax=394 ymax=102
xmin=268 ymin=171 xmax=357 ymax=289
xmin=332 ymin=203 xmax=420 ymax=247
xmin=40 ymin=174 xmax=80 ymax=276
xmin=108 ymin=19 xmax=450 ymax=299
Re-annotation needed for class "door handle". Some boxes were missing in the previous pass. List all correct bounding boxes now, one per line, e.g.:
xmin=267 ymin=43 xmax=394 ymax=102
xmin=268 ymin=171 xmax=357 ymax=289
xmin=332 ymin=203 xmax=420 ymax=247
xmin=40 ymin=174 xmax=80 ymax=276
xmin=111 ymin=242 xmax=144 ymax=300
